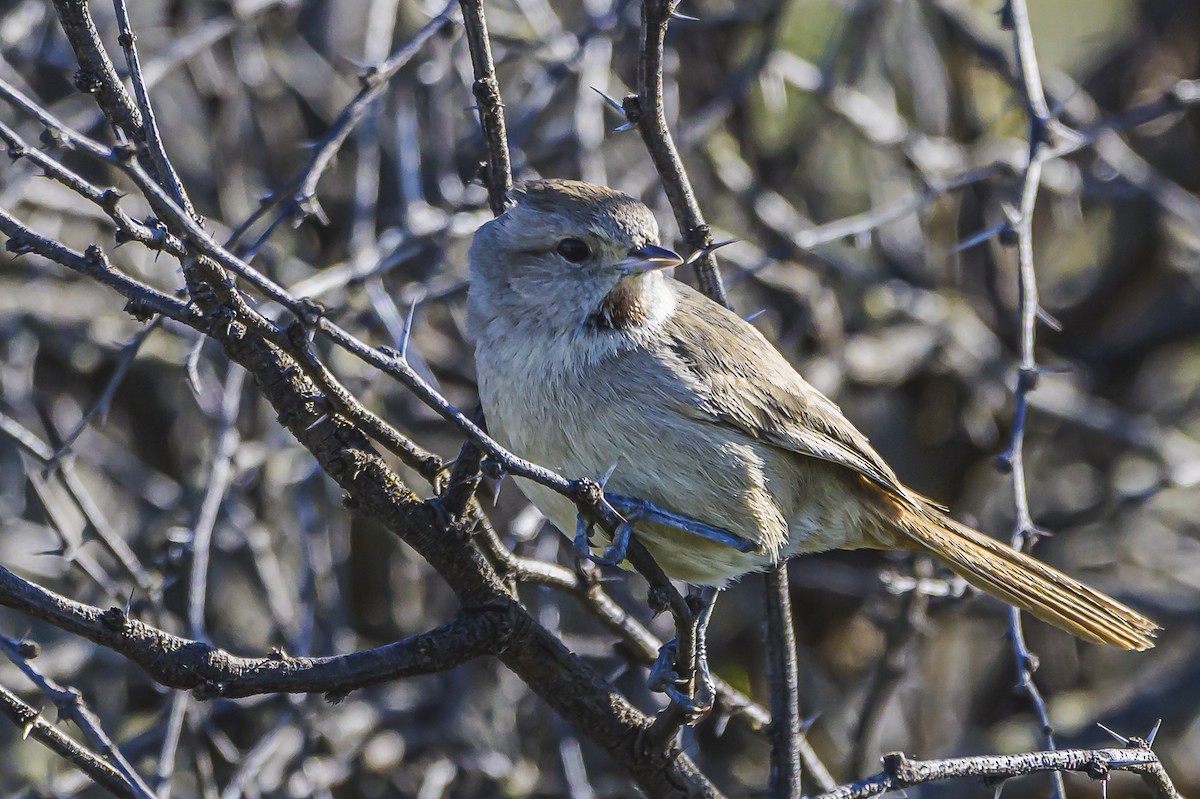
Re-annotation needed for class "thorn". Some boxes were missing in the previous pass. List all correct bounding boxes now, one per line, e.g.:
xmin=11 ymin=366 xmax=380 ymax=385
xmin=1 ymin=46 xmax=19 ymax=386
xmin=800 ymin=712 xmax=820 ymax=733
xmin=590 ymin=86 xmax=626 ymax=114
xmin=1036 ymin=305 xmax=1062 ymax=332
xmin=185 ymin=337 xmax=206 ymax=399
xmin=712 ymin=706 xmax=733 ymax=737
xmin=598 ymin=461 xmax=619 ymax=489
xmin=1146 ymin=719 xmax=1162 ymax=746
xmin=994 ymin=449 xmax=1014 ymax=474
xmin=22 ymin=711 xmax=40 ymax=739
xmin=1096 ymin=722 xmax=1129 ymax=745
xmin=606 ymin=661 xmax=629 ymax=683
xmin=683 ymin=238 xmax=739 ymax=266
xmin=670 ymin=8 xmax=700 ymax=21
xmin=743 ymin=309 xmax=767 ymax=323
xmin=398 ymin=295 xmax=420 ymax=362
xmin=953 ymin=224 xmax=1008 ymax=253
xmin=305 ymin=413 xmax=329 ymax=431
xmin=612 ymin=121 xmax=636 ymax=133
xmin=488 ymin=471 xmax=506 ymax=505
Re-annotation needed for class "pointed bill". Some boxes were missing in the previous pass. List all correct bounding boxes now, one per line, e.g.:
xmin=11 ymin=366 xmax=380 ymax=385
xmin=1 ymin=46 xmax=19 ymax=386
xmin=617 ymin=243 xmax=684 ymax=275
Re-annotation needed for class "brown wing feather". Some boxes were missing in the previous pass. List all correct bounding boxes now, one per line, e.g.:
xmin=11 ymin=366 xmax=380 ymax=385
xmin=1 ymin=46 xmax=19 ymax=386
xmin=662 ymin=284 xmax=912 ymax=501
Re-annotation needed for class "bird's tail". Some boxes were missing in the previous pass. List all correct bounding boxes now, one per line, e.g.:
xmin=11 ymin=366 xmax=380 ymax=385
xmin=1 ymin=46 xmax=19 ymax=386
xmin=898 ymin=507 xmax=1159 ymax=650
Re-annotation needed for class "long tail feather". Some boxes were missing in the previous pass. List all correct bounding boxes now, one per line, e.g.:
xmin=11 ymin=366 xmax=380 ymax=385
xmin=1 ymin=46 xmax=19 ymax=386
xmin=899 ymin=508 xmax=1159 ymax=650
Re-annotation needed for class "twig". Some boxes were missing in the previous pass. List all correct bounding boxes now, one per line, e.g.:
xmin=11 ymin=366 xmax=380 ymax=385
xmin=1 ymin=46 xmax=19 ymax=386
xmin=0 ymin=565 xmax=516 ymax=699
xmin=0 ymin=634 xmax=156 ymax=798
xmin=111 ymin=0 xmax=193 ymax=214
xmin=812 ymin=744 xmax=1180 ymax=799
xmin=995 ymin=5 xmax=1063 ymax=797
xmin=764 ymin=566 xmax=803 ymax=798
xmin=631 ymin=0 xmax=727 ymax=304
xmin=227 ymin=1 xmax=460 ymax=248
xmin=458 ymin=0 xmax=514 ymax=215
xmin=0 ymin=681 xmax=136 ymax=799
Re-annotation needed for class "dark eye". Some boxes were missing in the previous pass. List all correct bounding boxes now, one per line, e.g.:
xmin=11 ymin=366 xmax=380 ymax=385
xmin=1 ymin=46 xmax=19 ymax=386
xmin=556 ymin=238 xmax=590 ymax=263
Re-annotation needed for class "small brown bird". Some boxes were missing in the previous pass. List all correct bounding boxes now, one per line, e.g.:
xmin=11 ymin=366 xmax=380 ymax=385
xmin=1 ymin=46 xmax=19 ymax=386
xmin=468 ymin=179 xmax=1159 ymax=663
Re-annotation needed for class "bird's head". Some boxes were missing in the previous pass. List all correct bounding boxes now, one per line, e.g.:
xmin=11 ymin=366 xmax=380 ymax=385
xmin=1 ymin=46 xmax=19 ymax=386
xmin=467 ymin=179 xmax=682 ymax=338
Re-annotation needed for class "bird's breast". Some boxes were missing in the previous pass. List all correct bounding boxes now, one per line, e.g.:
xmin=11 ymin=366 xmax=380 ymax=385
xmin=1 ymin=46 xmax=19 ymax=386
xmin=473 ymin=326 xmax=880 ymax=584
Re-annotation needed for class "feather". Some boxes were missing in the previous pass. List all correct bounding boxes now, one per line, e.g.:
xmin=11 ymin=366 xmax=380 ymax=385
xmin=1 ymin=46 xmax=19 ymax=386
xmin=897 ymin=504 xmax=1159 ymax=650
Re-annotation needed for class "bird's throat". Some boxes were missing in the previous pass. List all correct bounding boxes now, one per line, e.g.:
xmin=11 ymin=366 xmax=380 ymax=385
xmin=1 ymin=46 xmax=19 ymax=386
xmin=590 ymin=276 xmax=654 ymax=331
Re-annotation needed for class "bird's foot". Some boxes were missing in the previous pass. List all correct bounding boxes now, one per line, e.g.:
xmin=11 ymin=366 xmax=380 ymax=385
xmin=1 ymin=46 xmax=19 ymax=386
xmin=573 ymin=516 xmax=632 ymax=565
xmin=647 ymin=639 xmax=714 ymax=722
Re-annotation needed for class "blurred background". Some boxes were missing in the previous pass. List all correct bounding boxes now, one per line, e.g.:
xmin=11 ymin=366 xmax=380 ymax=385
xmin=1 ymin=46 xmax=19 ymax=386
xmin=0 ymin=0 xmax=1197 ymax=796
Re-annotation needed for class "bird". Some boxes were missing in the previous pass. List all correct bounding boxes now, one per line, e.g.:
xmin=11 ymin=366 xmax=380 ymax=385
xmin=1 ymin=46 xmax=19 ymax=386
xmin=466 ymin=179 xmax=1158 ymax=706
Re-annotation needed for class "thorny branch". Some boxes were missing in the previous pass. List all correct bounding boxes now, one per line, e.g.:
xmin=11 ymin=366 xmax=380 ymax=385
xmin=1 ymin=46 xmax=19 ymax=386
xmin=813 ymin=745 xmax=1180 ymax=799
xmin=0 ymin=565 xmax=518 ymax=699
xmin=996 ymin=4 xmax=1067 ymax=797
xmin=0 ymin=682 xmax=137 ymax=799
xmin=0 ymin=633 xmax=155 ymax=798
xmin=631 ymin=0 xmax=727 ymax=305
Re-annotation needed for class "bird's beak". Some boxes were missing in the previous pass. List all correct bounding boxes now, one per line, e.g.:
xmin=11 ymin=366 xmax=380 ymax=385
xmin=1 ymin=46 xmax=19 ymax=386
xmin=618 ymin=243 xmax=684 ymax=276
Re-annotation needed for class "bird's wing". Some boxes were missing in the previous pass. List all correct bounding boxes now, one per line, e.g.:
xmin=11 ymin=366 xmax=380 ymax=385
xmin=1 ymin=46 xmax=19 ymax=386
xmin=660 ymin=283 xmax=917 ymax=504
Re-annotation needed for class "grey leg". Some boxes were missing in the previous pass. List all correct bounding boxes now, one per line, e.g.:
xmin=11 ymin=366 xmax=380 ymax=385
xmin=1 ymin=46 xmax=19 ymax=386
xmin=647 ymin=586 xmax=721 ymax=720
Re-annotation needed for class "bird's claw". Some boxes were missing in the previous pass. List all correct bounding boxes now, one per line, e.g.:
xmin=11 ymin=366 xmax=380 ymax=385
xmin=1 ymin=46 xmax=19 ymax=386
xmin=573 ymin=516 xmax=595 ymax=562
xmin=573 ymin=514 xmax=632 ymax=567
xmin=591 ymin=521 xmax=631 ymax=565
xmin=647 ymin=639 xmax=714 ymax=720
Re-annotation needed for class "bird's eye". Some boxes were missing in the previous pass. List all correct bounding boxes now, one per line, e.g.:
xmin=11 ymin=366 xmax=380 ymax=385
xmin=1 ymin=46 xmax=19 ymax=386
xmin=556 ymin=238 xmax=590 ymax=263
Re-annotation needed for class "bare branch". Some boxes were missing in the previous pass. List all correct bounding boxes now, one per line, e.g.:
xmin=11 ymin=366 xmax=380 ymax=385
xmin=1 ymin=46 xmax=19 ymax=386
xmin=459 ymin=0 xmax=514 ymax=215
xmin=813 ymin=746 xmax=1180 ymax=799
xmin=0 ymin=564 xmax=514 ymax=699
xmin=0 ymin=681 xmax=136 ymax=799
xmin=632 ymin=0 xmax=727 ymax=304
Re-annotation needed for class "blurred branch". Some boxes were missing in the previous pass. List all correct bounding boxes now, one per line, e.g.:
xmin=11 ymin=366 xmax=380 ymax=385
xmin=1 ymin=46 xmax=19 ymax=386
xmin=0 ymin=681 xmax=137 ymax=799
xmin=228 ymin=1 xmax=460 ymax=251
xmin=849 ymin=559 xmax=931 ymax=776
xmin=0 ymin=634 xmax=155 ymax=798
xmin=814 ymin=745 xmax=1181 ymax=799
xmin=0 ymin=412 xmax=150 ymax=593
